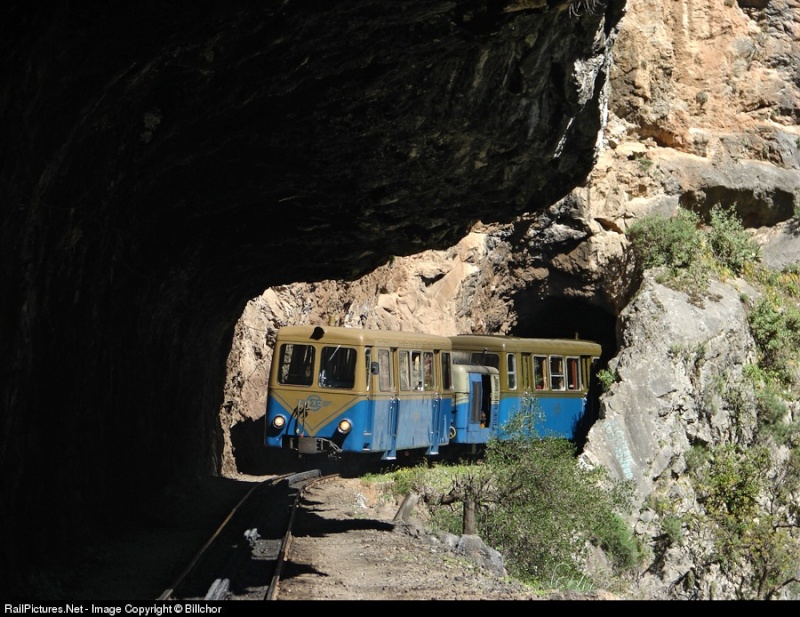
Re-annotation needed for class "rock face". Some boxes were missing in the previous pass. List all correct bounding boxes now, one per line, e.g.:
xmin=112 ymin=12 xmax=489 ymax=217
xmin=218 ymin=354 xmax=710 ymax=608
xmin=0 ymin=2 xmax=625 ymax=596
xmin=221 ymin=0 xmax=800 ymax=599
xmin=580 ymin=274 xmax=763 ymax=599
xmin=2 ymin=0 xmax=799 ymax=599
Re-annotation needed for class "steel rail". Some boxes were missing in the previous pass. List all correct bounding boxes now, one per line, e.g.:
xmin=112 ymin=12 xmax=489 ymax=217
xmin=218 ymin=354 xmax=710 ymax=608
xmin=266 ymin=472 xmax=340 ymax=601
xmin=158 ymin=474 xmax=291 ymax=601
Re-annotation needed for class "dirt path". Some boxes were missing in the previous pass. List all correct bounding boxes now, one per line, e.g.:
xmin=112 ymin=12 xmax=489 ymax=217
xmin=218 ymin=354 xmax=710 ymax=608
xmin=276 ymin=476 xmax=599 ymax=600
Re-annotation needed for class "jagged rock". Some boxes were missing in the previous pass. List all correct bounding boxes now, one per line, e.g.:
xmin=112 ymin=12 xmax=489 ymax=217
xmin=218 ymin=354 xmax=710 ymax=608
xmin=222 ymin=2 xmax=800 ymax=600
xmin=3 ymin=0 xmax=800 ymax=600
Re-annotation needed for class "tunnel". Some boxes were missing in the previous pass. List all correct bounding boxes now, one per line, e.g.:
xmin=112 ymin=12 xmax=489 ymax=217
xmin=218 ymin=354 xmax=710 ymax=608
xmin=508 ymin=295 xmax=617 ymax=449
xmin=1 ymin=2 xmax=626 ymax=597
xmin=513 ymin=296 xmax=618 ymax=365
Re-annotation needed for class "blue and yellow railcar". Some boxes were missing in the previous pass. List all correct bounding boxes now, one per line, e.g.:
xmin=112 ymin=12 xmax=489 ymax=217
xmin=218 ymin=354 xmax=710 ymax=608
xmin=265 ymin=325 xmax=454 ymax=459
xmin=449 ymin=335 xmax=601 ymax=441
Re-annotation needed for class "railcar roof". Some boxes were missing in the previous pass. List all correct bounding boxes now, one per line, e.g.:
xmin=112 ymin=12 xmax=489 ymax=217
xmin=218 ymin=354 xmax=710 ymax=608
xmin=450 ymin=334 xmax=601 ymax=356
xmin=275 ymin=325 xmax=453 ymax=349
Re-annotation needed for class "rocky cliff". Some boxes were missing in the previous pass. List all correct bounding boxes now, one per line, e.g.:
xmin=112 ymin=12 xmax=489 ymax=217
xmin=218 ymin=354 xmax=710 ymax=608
xmin=2 ymin=0 xmax=798 ymax=600
xmin=222 ymin=0 xmax=800 ymax=599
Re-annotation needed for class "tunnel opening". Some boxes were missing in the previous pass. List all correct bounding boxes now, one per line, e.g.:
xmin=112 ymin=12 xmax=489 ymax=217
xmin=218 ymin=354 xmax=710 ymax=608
xmin=512 ymin=296 xmax=617 ymax=360
xmin=510 ymin=296 xmax=618 ymax=451
xmin=227 ymin=293 xmax=620 ymax=475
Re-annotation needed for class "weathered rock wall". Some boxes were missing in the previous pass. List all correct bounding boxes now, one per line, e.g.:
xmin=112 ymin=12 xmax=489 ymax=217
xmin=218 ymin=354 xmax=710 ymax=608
xmin=580 ymin=273 xmax=762 ymax=598
xmin=220 ymin=0 xmax=800 ymax=598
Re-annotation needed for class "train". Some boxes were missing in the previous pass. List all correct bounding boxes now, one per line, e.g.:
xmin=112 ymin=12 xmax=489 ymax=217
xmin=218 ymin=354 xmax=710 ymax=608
xmin=264 ymin=325 xmax=601 ymax=462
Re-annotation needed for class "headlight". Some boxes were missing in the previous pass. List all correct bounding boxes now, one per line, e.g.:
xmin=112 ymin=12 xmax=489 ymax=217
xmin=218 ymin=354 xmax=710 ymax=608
xmin=337 ymin=419 xmax=352 ymax=434
xmin=272 ymin=416 xmax=286 ymax=429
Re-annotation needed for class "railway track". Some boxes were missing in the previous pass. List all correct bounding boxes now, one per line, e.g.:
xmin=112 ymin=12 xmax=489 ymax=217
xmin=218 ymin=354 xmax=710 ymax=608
xmin=159 ymin=469 xmax=334 ymax=601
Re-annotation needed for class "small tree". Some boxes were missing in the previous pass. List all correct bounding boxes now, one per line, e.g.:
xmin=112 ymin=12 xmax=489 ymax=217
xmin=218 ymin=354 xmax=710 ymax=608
xmin=480 ymin=408 xmax=640 ymax=589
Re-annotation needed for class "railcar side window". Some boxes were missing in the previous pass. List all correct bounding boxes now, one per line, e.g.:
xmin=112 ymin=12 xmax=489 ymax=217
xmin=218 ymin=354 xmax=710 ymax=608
xmin=506 ymin=353 xmax=517 ymax=390
xmin=533 ymin=355 xmax=546 ymax=390
xmin=411 ymin=350 xmax=423 ymax=389
xmin=471 ymin=352 xmax=500 ymax=369
xmin=378 ymin=348 xmax=392 ymax=392
xmin=277 ymin=343 xmax=315 ymax=386
xmin=422 ymin=351 xmax=434 ymax=390
xmin=319 ymin=345 xmax=357 ymax=389
xmin=399 ymin=350 xmax=411 ymax=391
xmin=566 ymin=357 xmax=580 ymax=390
xmin=550 ymin=356 xmax=565 ymax=391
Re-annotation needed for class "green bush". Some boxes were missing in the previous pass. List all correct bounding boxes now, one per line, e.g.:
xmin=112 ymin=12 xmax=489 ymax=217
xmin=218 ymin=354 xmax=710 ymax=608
xmin=592 ymin=511 xmax=646 ymax=570
xmin=684 ymin=444 xmax=711 ymax=472
xmin=748 ymin=294 xmax=800 ymax=384
xmin=627 ymin=208 xmax=704 ymax=271
xmin=385 ymin=406 xmax=641 ymax=593
xmin=626 ymin=205 xmax=762 ymax=300
xmin=627 ymin=208 xmax=711 ymax=300
xmin=597 ymin=368 xmax=618 ymax=392
xmin=707 ymin=205 xmax=761 ymax=275
xmin=691 ymin=443 xmax=800 ymax=599
xmin=661 ymin=515 xmax=684 ymax=547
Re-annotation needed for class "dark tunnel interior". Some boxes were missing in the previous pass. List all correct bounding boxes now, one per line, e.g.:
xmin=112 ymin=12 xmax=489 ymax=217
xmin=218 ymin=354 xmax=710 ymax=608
xmin=513 ymin=296 xmax=618 ymax=365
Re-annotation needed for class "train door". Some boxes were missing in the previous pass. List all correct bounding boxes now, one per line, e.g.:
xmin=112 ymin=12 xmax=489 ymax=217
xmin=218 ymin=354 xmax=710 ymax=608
xmin=466 ymin=368 xmax=493 ymax=445
xmin=432 ymin=351 xmax=452 ymax=449
xmin=411 ymin=349 xmax=434 ymax=452
xmin=427 ymin=350 xmax=444 ymax=455
xmin=374 ymin=347 xmax=398 ymax=459
xmin=520 ymin=352 xmax=534 ymax=416
xmin=369 ymin=347 xmax=391 ymax=452
xmin=381 ymin=347 xmax=409 ymax=459
xmin=469 ymin=372 xmax=484 ymax=426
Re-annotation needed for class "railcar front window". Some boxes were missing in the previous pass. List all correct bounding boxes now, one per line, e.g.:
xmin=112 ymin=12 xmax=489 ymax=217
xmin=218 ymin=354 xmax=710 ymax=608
xmin=471 ymin=352 xmax=500 ymax=369
xmin=277 ymin=343 xmax=315 ymax=386
xmin=319 ymin=345 xmax=357 ymax=389
xmin=451 ymin=351 xmax=472 ymax=365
